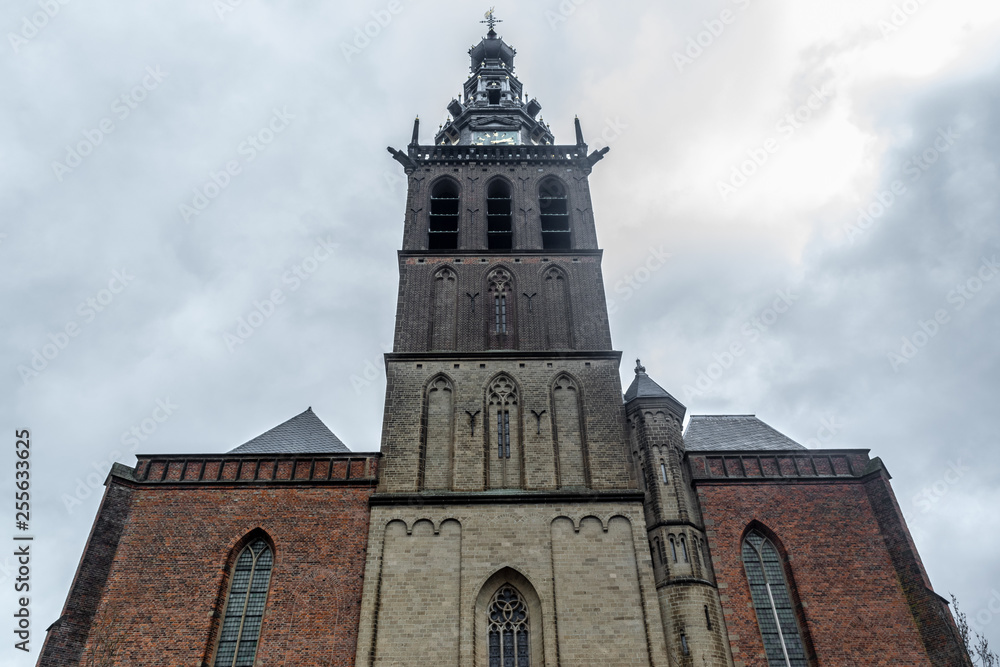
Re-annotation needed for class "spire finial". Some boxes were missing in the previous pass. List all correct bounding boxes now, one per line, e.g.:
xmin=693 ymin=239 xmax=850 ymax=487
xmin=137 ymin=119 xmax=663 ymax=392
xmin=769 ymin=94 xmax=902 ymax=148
xmin=635 ymin=359 xmax=646 ymax=374
xmin=481 ymin=6 xmax=502 ymax=34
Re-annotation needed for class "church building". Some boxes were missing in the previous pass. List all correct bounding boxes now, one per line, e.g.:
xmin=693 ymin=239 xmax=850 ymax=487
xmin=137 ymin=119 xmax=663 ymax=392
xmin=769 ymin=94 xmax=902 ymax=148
xmin=39 ymin=16 xmax=971 ymax=667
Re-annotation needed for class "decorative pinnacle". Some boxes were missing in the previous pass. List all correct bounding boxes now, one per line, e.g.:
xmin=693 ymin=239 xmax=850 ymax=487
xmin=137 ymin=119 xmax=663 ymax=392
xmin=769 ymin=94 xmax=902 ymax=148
xmin=635 ymin=359 xmax=646 ymax=374
xmin=481 ymin=6 xmax=502 ymax=33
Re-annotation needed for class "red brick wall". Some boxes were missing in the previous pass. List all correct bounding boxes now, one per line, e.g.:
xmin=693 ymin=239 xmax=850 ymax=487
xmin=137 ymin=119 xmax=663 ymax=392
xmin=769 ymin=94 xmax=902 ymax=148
xmin=55 ymin=479 xmax=373 ymax=667
xmin=696 ymin=479 xmax=935 ymax=667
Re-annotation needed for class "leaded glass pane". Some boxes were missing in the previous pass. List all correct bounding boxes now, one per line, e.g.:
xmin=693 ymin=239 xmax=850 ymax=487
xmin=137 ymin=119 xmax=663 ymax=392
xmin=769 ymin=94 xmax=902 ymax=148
xmin=214 ymin=539 xmax=273 ymax=667
xmin=742 ymin=532 xmax=808 ymax=667
xmin=488 ymin=585 xmax=530 ymax=667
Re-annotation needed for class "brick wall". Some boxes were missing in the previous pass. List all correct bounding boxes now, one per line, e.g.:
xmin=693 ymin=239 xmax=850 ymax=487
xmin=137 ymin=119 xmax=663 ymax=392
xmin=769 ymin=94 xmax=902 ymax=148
xmin=38 ymin=460 xmax=376 ymax=667
xmin=695 ymin=476 xmax=942 ymax=666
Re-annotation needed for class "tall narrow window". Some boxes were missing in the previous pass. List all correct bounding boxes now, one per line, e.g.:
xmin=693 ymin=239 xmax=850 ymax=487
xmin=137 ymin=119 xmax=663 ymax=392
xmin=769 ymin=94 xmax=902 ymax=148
xmin=429 ymin=180 xmax=459 ymax=250
xmin=680 ymin=535 xmax=689 ymax=562
xmin=660 ymin=461 xmax=668 ymax=483
xmin=669 ymin=536 xmax=678 ymax=562
xmin=742 ymin=531 xmax=808 ymax=667
xmin=214 ymin=539 xmax=273 ymax=667
xmin=487 ymin=180 xmax=513 ymax=250
xmin=538 ymin=178 xmax=570 ymax=249
xmin=494 ymin=293 xmax=507 ymax=334
xmin=488 ymin=585 xmax=531 ymax=667
xmin=497 ymin=409 xmax=510 ymax=458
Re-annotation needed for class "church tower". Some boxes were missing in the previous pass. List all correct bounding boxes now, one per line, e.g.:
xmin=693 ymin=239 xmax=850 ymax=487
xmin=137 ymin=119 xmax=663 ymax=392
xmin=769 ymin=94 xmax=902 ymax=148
xmin=354 ymin=14 xmax=728 ymax=667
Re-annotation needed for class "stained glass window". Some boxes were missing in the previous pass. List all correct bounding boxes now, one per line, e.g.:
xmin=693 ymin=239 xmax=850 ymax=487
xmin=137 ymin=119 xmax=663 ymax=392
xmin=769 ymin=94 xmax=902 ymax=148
xmin=742 ymin=531 xmax=808 ymax=667
xmin=488 ymin=585 xmax=530 ymax=667
xmin=214 ymin=539 xmax=273 ymax=667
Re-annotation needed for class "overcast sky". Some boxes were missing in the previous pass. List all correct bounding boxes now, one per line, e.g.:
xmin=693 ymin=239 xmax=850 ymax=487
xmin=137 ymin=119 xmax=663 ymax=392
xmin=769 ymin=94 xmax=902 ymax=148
xmin=3 ymin=0 xmax=999 ymax=661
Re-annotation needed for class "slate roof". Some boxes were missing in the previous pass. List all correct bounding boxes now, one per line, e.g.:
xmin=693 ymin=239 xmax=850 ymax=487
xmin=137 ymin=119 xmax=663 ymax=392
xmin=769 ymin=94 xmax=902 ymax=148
xmin=683 ymin=415 xmax=805 ymax=451
xmin=229 ymin=407 xmax=351 ymax=454
xmin=624 ymin=371 xmax=676 ymax=402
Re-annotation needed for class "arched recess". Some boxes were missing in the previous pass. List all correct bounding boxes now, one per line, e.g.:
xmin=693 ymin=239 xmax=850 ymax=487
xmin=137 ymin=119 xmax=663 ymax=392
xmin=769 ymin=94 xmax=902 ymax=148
xmin=206 ymin=529 xmax=276 ymax=667
xmin=486 ymin=267 xmax=516 ymax=349
xmin=430 ymin=265 xmax=458 ymax=350
xmin=541 ymin=265 xmax=574 ymax=349
xmin=740 ymin=521 xmax=816 ymax=666
xmin=486 ymin=177 xmax=514 ymax=250
xmin=429 ymin=177 xmax=460 ymax=250
xmin=419 ymin=374 xmax=456 ymax=490
xmin=550 ymin=373 xmax=589 ymax=488
xmin=485 ymin=373 xmax=522 ymax=490
xmin=475 ymin=567 xmax=545 ymax=667
xmin=538 ymin=177 xmax=571 ymax=250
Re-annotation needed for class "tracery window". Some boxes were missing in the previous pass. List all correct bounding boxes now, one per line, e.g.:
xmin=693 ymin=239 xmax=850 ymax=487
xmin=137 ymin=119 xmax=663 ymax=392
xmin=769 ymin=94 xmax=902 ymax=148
xmin=489 ymin=375 xmax=517 ymax=460
xmin=488 ymin=585 xmax=531 ymax=667
xmin=488 ymin=268 xmax=512 ymax=336
xmin=742 ymin=531 xmax=808 ymax=667
xmin=214 ymin=539 xmax=273 ymax=667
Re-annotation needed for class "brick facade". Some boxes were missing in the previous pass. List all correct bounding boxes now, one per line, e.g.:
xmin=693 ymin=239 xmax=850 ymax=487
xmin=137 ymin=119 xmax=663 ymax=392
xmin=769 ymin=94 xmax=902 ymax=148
xmin=692 ymin=454 xmax=970 ymax=667
xmin=37 ymin=455 xmax=377 ymax=667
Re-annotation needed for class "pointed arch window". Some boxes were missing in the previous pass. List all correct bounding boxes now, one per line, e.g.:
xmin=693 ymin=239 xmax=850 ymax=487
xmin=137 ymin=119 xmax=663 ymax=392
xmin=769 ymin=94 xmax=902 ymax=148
xmin=213 ymin=539 xmax=273 ymax=667
xmin=487 ymin=180 xmax=513 ymax=250
xmin=539 ymin=178 xmax=570 ymax=250
xmin=429 ymin=180 xmax=459 ymax=250
xmin=742 ymin=531 xmax=808 ymax=667
xmin=669 ymin=535 xmax=678 ymax=562
xmin=488 ymin=585 xmax=531 ymax=667
xmin=488 ymin=268 xmax=512 ymax=336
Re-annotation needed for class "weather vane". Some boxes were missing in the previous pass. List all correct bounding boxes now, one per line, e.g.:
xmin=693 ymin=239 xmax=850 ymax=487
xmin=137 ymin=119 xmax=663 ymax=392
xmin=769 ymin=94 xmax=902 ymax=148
xmin=482 ymin=7 xmax=502 ymax=32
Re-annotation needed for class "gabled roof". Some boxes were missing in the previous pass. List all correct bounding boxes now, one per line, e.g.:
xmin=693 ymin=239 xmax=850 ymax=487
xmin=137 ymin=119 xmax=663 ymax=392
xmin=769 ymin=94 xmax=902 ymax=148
xmin=683 ymin=415 xmax=806 ymax=452
xmin=229 ymin=408 xmax=351 ymax=455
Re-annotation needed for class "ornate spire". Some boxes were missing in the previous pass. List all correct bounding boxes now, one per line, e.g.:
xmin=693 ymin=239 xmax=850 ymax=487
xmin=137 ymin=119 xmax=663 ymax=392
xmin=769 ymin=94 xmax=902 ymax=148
xmin=481 ymin=7 xmax=502 ymax=35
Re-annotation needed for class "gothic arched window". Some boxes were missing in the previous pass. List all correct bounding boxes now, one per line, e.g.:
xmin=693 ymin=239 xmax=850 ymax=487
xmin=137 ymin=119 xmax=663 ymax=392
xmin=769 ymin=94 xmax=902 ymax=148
xmin=213 ymin=539 xmax=273 ymax=667
xmin=487 ymin=375 xmax=520 ymax=489
xmin=429 ymin=180 xmax=459 ymax=250
xmin=742 ymin=531 xmax=808 ymax=666
xmin=488 ymin=268 xmax=512 ymax=336
xmin=488 ymin=585 xmax=531 ymax=667
xmin=538 ymin=178 xmax=570 ymax=250
xmin=487 ymin=180 xmax=513 ymax=250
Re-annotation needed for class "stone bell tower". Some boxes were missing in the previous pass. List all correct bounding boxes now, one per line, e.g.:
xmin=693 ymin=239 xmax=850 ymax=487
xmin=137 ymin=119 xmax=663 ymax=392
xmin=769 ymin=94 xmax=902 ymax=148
xmin=354 ymin=14 xmax=728 ymax=667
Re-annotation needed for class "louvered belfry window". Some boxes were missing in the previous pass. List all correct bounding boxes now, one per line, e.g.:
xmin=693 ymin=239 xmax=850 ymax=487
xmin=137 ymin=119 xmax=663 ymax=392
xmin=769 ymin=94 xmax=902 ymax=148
xmin=488 ymin=585 xmax=531 ymax=667
xmin=214 ymin=539 xmax=273 ymax=667
xmin=742 ymin=531 xmax=808 ymax=667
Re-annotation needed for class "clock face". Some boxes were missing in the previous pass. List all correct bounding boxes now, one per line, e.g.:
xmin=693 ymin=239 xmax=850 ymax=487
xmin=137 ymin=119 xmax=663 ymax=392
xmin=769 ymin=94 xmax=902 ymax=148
xmin=471 ymin=130 xmax=519 ymax=146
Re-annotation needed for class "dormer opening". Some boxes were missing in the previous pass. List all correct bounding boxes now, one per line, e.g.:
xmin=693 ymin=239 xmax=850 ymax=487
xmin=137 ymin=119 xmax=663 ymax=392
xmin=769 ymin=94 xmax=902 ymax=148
xmin=539 ymin=178 xmax=571 ymax=250
xmin=429 ymin=180 xmax=460 ymax=250
xmin=487 ymin=180 xmax=513 ymax=250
